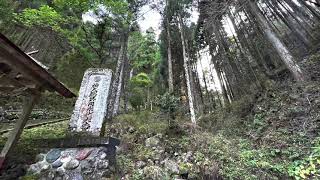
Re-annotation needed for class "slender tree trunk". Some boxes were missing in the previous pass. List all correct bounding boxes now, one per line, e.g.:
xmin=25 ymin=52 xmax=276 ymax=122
xmin=270 ymin=0 xmax=311 ymax=48
xmin=166 ymin=0 xmax=174 ymax=93
xmin=198 ymin=52 xmax=215 ymax=111
xmin=178 ymin=14 xmax=196 ymax=124
xmin=284 ymin=0 xmax=317 ymax=28
xmin=277 ymin=0 xmax=315 ymax=40
xmin=248 ymin=1 xmax=305 ymax=81
xmin=123 ymin=62 xmax=131 ymax=113
xmin=213 ymin=22 xmax=244 ymax=99
xmin=167 ymin=25 xmax=174 ymax=93
xmin=210 ymin=52 xmax=230 ymax=105
xmin=107 ymin=32 xmax=129 ymax=119
xmin=113 ymin=61 xmax=125 ymax=116
xmin=299 ymin=0 xmax=320 ymax=21
xmin=235 ymin=10 xmax=270 ymax=74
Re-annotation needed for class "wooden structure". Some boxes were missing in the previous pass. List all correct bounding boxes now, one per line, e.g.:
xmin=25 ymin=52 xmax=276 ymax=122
xmin=0 ymin=33 xmax=75 ymax=169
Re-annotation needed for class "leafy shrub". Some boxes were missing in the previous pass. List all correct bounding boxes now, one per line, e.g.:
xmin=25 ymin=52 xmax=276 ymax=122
xmin=155 ymin=92 xmax=179 ymax=115
xmin=129 ymin=87 xmax=145 ymax=111
xmin=128 ymin=73 xmax=153 ymax=111
xmin=130 ymin=73 xmax=152 ymax=88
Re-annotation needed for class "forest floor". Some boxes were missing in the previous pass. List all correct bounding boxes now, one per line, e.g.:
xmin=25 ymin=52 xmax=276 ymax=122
xmin=0 ymin=52 xmax=320 ymax=179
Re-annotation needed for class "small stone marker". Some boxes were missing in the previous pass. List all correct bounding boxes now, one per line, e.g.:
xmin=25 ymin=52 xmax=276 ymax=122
xmin=69 ymin=68 xmax=112 ymax=136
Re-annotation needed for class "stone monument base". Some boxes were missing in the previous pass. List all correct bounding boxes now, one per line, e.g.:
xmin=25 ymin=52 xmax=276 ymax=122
xmin=28 ymin=147 xmax=115 ymax=180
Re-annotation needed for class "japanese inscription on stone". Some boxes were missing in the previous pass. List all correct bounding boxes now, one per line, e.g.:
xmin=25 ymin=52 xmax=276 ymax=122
xmin=69 ymin=69 xmax=112 ymax=136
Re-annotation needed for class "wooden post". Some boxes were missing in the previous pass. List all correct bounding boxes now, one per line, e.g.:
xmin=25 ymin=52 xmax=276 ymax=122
xmin=0 ymin=93 xmax=39 ymax=169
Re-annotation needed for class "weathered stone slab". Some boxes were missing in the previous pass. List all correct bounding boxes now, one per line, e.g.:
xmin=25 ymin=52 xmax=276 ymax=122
xmin=69 ymin=69 xmax=112 ymax=136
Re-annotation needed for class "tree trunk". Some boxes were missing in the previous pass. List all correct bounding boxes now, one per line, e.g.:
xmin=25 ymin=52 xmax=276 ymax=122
xmin=284 ymin=0 xmax=317 ymax=28
xmin=248 ymin=1 xmax=305 ymax=82
xmin=166 ymin=0 xmax=174 ymax=93
xmin=123 ymin=61 xmax=131 ymax=113
xmin=113 ymin=61 xmax=125 ymax=116
xmin=270 ymin=0 xmax=311 ymax=48
xmin=299 ymin=0 xmax=320 ymax=21
xmin=178 ymin=14 xmax=196 ymax=124
xmin=107 ymin=32 xmax=128 ymax=119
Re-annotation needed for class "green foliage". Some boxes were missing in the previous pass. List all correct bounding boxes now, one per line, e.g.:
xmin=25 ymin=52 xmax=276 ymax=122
xmin=129 ymin=87 xmax=145 ymax=111
xmin=0 ymin=122 xmax=68 ymax=167
xmin=0 ymin=0 xmax=16 ymax=27
xmin=288 ymin=138 xmax=320 ymax=179
xmin=53 ymin=0 xmax=90 ymax=15
xmin=114 ymin=111 xmax=168 ymax=134
xmin=15 ymin=5 xmax=64 ymax=30
xmin=117 ymin=154 xmax=135 ymax=175
xmin=55 ymin=51 xmax=92 ymax=90
xmin=128 ymin=31 xmax=161 ymax=75
xmin=130 ymin=73 xmax=153 ymax=88
xmin=155 ymin=92 xmax=179 ymax=114
xmin=128 ymin=73 xmax=153 ymax=111
xmin=21 ymin=175 xmax=39 ymax=180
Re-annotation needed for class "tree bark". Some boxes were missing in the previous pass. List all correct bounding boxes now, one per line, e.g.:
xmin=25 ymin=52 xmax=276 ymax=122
xmin=299 ymin=0 xmax=320 ymax=21
xmin=166 ymin=0 xmax=174 ymax=93
xmin=112 ymin=61 xmax=125 ymax=116
xmin=248 ymin=1 xmax=305 ymax=82
xmin=107 ymin=32 xmax=128 ymax=119
xmin=178 ymin=14 xmax=196 ymax=124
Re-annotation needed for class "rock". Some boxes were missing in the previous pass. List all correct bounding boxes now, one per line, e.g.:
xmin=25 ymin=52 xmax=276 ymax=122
xmin=128 ymin=126 xmax=135 ymax=133
xmin=97 ymin=160 xmax=109 ymax=169
xmin=47 ymin=171 xmax=55 ymax=179
xmin=143 ymin=166 xmax=167 ymax=179
xmin=38 ymin=161 xmax=51 ymax=172
xmin=147 ymin=159 xmax=154 ymax=165
xmin=61 ymin=149 xmax=77 ymax=158
xmin=52 ymin=160 xmax=63 ymax=168
xmin=163 ymin=159 xmax=179 ymax=174
xmin=80 ymin=160 xmax=94 ymax=175
xmin=184 ymin=151 xmax=193 ymax=162
xmin=99 ymin=152 xmax=107 ymax=160
xmin=28 ymin=164 xmax=41 ymax=174
xmin=54 ymin=176 xmax=63 ymax=180
xmin=76 ymin=148 xmax=93 ymax=161
xmin=136 ymin=161 xmax=146 ymax=169
xmin=56 ymin=167 xmax=65 ymax=176
xmin=46 ymin=149 xmax=62 ymax=163
xmin=155 ymin=133 xmax=163 ymax=139
xmin=35 ymin=154 xmax=45 ymax=162
xmin=69 ymin=173 xmax=84 ymax=180
xmin=63 ymin=159 xmax=80 ymax=170
xmin=145 ymin=136 xmax=160 ymax=147
xmin=98 ymin=147 xmax=108 ymax=153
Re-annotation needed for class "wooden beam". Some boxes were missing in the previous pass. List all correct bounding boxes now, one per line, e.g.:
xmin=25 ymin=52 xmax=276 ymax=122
xmin=26 ymin=50 xmax=39 ymax=56
xmin=0 ymin=93 xmax=39 ymax=169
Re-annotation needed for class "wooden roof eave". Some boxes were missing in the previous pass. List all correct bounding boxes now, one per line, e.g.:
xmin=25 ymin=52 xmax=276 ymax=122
xmin=0 ymin=33 xmax=76 ymax=98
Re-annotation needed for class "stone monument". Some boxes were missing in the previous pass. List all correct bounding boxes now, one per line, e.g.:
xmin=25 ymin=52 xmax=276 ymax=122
xmin=69 ymin=68 xmax=112 ymax=136
xmin=27 ymin=69 xmax=120 ymax=179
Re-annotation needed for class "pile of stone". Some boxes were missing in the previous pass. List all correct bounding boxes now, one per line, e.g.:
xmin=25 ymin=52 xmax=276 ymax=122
xmin=29 ymin=147 xmax=113 ymax=179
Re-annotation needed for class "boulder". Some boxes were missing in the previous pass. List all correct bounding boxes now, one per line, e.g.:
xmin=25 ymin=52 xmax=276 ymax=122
xmin=63 ymin=159 xmax=80 ymax=170
xmin=46 ymin=149 xmax=61 ymax=163
xmin=163 ymin=159 xmax=179 ymax=174
xmin=76 ymin=148 xmax=93 ymax=161
xmin=145 ymin=136 xmax=160 ymax=147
